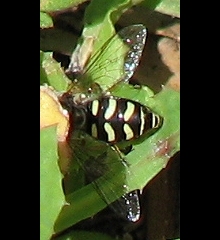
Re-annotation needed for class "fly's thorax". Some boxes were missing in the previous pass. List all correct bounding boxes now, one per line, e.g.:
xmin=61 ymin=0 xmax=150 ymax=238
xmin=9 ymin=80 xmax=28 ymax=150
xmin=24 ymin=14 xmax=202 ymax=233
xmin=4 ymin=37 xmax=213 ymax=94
xmin=69 ymin=83 xmax=103 ymax=105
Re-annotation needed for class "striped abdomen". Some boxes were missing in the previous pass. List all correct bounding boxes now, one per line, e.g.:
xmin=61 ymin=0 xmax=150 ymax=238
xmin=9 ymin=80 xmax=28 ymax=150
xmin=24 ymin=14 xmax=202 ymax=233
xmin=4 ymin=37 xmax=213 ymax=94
xmin=86 ymin=96 xmax=162 ymax=144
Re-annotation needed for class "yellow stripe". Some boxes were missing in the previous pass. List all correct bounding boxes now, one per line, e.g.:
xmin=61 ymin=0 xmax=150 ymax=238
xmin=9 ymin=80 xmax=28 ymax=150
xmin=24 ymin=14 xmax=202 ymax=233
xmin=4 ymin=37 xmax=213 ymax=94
xmin=124 ymin=101 xmax=135 ymax=121
xmin=91 ymin=100 xmax=99 ymax=116
xmin=152 ymin=114 xmax=160 ymax=128
xmin=104 ymin=122 xmax=115 ymax=142
xmin=152 ymin=113 xmax=156 ymax=128
xmin=123 ymin=123 xmax=134 ymax=140
xmin=140 ymin=107 xmax=145 ymax=135
xmin=104 ymin=98 xmax=117 ymax=120
xmin=91 ymin=123 xmax=98 ymax=138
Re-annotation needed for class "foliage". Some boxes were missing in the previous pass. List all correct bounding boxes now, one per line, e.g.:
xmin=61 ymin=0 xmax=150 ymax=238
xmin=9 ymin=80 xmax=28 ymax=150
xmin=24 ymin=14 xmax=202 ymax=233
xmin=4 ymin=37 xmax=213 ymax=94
xmin=40 ymin=0 xmax=180 ymax=239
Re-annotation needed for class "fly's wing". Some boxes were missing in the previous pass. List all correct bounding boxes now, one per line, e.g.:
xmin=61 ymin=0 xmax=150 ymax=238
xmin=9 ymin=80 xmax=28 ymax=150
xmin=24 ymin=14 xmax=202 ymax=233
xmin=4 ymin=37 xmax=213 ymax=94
xmin=117 ymin=25 xmax=147 ymax=83
xmin=110 ymin=189 xmax=141 ymax=222
xmin=69 ymin=25 xmax=147 ymax=94
xmin=69 ymin=130 xmax=140 ymax=221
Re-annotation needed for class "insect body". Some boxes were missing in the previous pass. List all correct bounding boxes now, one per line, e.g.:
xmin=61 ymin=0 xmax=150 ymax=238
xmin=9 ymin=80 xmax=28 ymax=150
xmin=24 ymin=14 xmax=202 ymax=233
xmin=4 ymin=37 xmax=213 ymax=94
xmin=59 ymin=24 xmax=163 ymax=223
xmin=86 ymin=96 xmax=162 ymax=144
xmin=62 ymin=93 xmax=162 ymax=145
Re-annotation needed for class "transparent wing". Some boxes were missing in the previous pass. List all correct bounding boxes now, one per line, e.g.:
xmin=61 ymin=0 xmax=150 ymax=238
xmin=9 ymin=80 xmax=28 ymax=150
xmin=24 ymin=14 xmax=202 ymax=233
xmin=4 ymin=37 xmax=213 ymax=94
xmin=118 ymin=25 xmax=147 ymax=83
xmin=110 ymin=189 xmax=141 ymax=222
xmin=69 ymin=130 xmax=140 ymax=221
xmin=69 ymin=24 xmax=147 ymax=94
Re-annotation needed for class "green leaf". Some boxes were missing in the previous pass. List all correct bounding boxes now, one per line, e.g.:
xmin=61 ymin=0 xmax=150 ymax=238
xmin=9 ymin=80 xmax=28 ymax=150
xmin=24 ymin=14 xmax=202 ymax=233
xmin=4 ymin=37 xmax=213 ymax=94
xmin=54 ymin=179 xmax=107 ymax=233
xmin=40 ymin=0 xmax=85 ymax=12
xmin=40 ymin=126 xmax=65 ymax=240
xmin=83 ymin=0 xmax=131 ymax=45
xmin=40 ymin=51 xmax=69 ymax=91
xmin=155 ymin=0 xmax=180 ymax=18
xmin=141 ymin=0 xmax=180 ymax=18
xmin=85 ymin=0 xmax=130 ymax=23
xmin=40 ymin=11 xmax=53 ymax=28
xmin=140 ymin=0 xmax=163 ymax=10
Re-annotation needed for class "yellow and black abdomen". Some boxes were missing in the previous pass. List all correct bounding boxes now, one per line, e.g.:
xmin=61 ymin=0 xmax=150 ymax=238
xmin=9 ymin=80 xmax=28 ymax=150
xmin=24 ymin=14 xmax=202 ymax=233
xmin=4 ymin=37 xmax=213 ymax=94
xmin=86 ymin=96 xmax=162 ymax=144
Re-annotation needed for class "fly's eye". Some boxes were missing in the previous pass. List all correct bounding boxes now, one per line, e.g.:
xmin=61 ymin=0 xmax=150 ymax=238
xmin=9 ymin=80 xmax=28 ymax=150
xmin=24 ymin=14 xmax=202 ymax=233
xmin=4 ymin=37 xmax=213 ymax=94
xmin=73 ymin=106 xmax=87 ymax=130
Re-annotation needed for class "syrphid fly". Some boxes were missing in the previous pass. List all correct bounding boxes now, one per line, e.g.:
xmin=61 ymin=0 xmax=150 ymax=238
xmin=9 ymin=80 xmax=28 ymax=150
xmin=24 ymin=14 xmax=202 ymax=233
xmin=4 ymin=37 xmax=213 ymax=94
xmin=59 ymin=24 xmax=163 ymax=224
